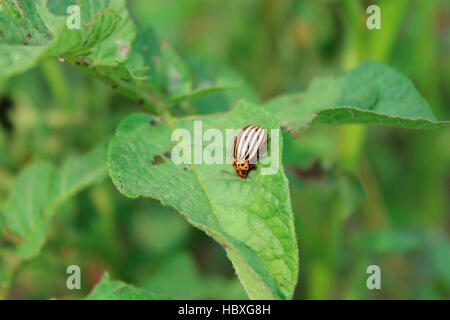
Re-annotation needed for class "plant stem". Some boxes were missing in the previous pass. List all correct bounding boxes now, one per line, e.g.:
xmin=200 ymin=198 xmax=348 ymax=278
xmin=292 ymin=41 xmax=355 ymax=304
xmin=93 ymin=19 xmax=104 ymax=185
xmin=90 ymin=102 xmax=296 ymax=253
xmin=367 ymin=0 xmax=411 ymax=62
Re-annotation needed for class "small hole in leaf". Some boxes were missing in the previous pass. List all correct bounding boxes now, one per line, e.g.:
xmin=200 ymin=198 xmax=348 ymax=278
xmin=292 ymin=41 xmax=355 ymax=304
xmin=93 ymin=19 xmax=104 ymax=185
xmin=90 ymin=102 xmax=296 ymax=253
xmin=152 ymin=155 xmax=165 ymax=165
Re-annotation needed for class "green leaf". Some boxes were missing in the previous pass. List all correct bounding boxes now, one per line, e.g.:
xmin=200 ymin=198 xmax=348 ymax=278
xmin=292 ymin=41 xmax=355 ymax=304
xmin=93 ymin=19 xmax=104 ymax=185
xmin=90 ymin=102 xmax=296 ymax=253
xmin=186 ymin=57 xmax=259 ymax=115
xmin=130 ymin=204 xmax=190 ymax=255
xmin=85 ymin=273 xmax=170 ymax=300
xmin=0 ymin=0 xmax=236 ymax=110
xmin=0 ymin=0 xmax=56 ymax=76
xmin=2 ymin=142 xmax=107 ymax=259
xmin=107 ymin=101 xmax=298 ymax=299
xmin=0 ymin=0 xmax=122 ymax=76
xmin=78 ymin=27 xmax=237 ymax=108
xmin=265 ymin=60 xmax=449 ymax=133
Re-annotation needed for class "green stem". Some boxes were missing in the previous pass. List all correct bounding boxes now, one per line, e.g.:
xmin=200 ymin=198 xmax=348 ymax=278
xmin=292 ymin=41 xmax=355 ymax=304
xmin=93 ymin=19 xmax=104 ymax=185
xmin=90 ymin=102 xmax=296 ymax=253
xmin=340 ymin=0 xmax=364 ymax=69
xmin=367 ymin=0 xmax=411 ymax=62
xmin=337 ymin=124 xmax=367 ymax=170
xmin=338 ymin=1 xmax=368 ymax=170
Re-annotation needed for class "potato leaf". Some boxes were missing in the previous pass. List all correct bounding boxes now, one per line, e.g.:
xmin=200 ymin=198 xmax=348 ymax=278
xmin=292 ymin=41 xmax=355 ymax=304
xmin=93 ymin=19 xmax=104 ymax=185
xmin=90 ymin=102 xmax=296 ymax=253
xmin=85 ymin=273 xmax=170 ymax=300
xmin=0 ymin=0 xmax=121 ymax=76
xmin=0 ymin=0 xmax=236 ymax=110
xmin=2 ymin=142 xmax=107 ymax=259
xmin=108 ymin=101 xmax=298 ymax=299
xmin=265 ymin=61 xmax=449 ymax=133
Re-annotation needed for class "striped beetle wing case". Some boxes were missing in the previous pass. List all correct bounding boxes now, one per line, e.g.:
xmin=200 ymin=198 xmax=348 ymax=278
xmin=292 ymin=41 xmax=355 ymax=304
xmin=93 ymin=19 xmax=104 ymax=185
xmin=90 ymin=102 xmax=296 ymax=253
xmin=231 ymin=125 xmax=267 ymax=178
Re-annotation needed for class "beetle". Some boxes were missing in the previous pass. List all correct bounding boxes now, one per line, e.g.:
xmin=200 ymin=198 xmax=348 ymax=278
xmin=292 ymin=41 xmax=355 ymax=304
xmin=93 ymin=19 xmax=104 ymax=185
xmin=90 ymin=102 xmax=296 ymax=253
xmin=231 ymin=125 xmax=267 ymax=178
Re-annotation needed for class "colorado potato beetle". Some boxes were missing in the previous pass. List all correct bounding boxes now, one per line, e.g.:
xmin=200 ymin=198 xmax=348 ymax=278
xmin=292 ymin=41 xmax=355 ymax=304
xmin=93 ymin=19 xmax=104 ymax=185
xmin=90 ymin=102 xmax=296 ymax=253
xmin=231 ymin=125 xmax=267 ymax=178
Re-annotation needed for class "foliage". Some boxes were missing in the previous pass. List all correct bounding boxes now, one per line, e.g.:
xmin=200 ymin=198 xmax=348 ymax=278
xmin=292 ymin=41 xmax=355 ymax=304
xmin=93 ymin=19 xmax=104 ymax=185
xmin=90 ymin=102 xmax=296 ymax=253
xmin=85 ymin=273 xmax=170 ymax=300
xmin=0 ymin=0 xmax=448 ymax=300
xmin=3 ymin=142 xmax=107 ymax=259
xmin=266 ymin=60 xmax=448 ymax=133
xmin=108 ymin=102 xmax=297 ymax=299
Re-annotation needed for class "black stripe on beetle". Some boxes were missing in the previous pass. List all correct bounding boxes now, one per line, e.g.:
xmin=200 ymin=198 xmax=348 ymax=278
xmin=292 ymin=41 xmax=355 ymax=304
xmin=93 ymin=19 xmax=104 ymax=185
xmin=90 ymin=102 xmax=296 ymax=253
xmin=231 ymin=125 xmax=267 ymax=178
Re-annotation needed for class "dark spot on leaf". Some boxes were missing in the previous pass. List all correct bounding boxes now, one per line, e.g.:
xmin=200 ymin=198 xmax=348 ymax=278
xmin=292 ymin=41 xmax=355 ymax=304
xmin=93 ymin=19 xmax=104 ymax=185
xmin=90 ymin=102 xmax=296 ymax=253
xmin=34 ymin=26 xmax=38 ymax=30
xmin=75 ymin=61 xmax=81 ymax=65
xmin=152 ymin=155 xmax=165 ymax=165
xmin=26 ymin=33 xmax=31 ymax=39
xmin=164 ymin=151 xmax=171 ymax=158
xmin=183 ymin=166 xmax=189 ymax=171
xmin=112 ymin=84 xmax=118 ymax=89
xmin=280 ymin=283 xmax=283 ymax=287
xmin=82 ymin=40 xmax=88 ymax=46
xmin=138 ymin=99 xmax=144 ymax=105
xmin=22 ymin=38 xmax=28 ymax=45
xmin=0 ymin=97 xmax=14 ymax=131
xmin=150 ymin=119 xmax=157 ymax=126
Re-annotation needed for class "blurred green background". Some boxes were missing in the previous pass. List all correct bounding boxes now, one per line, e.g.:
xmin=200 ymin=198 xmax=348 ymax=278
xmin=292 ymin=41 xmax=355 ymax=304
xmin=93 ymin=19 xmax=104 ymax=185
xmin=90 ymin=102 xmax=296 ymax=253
xmin=0 ymin=0 xmax=449 ymax=299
